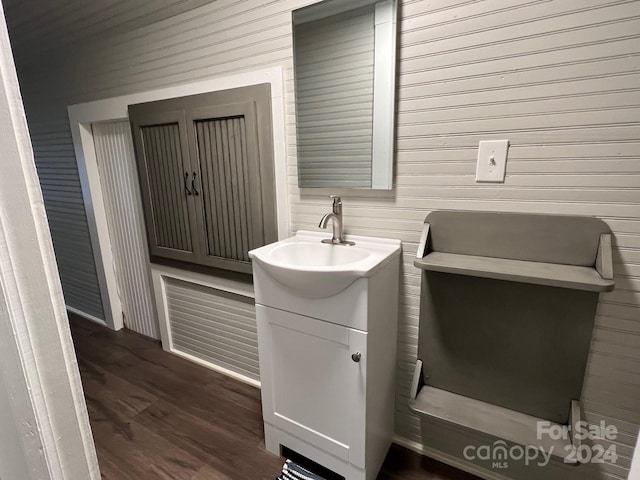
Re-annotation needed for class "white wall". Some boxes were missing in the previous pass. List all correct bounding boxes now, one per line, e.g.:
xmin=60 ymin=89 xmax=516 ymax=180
xmin=6 ymin=1 xmax=640 ymax=479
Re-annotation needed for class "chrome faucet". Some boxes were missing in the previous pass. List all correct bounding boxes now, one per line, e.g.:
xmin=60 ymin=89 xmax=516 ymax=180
xmin=319 ymin=196 xmax=355 ymax=246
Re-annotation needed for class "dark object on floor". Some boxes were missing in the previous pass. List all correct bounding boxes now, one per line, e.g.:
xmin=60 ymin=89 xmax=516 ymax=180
xmin=280 ymin=447 xmax=343 ymax=480
xmin=277 ymin=459 xmax=326 ymax=480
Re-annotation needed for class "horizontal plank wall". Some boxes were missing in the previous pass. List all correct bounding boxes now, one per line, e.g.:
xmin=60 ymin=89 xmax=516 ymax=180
xmin=5 ymin=1 xmax=640 ymax=479
xmin=34 ymin=121 xmax=104 ymax=319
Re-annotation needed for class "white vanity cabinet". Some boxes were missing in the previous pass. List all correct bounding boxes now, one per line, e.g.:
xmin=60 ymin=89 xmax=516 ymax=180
xmin=250 ymin=231 xmax=401 ymax=480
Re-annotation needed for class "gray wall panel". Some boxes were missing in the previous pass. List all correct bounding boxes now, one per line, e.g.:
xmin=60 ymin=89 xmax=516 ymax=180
xmin=6 ymin=1 xmax=640 ymax=478
xmin=26 ymin=108 xmax=104 ymax=319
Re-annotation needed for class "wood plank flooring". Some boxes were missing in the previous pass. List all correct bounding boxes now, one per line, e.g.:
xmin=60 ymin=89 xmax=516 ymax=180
xmin=69 ymin=314 xmax=479 ymax=480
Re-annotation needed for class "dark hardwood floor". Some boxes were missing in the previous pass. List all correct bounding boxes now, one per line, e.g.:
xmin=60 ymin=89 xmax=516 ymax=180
xmin=69 ymin=313 xmax=479 ymax=480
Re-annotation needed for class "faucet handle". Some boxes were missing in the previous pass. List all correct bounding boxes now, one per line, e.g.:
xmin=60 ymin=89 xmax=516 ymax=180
xmin=329 ymin=195 xmax=342 ymax=215
xmin=329 ymin=195 xmax=342 ymax=214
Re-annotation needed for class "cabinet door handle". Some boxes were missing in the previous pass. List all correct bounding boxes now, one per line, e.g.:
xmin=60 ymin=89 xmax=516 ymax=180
xmin=351 ymin=352 xmax=361 ymax=363
xmin=184 ymin=171 xmax=192 ymax=195
xmin=191 ymin=172 xmax=200 ymax=196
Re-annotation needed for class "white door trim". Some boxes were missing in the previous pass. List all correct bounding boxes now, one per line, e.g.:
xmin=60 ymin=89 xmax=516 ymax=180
xmin=67 ymin=67 xmax=289 ymax=330
xmin=0 ymin=2 xmax=99 ymax=477
xmin=631 ymin=429 xmax=640 ymax=479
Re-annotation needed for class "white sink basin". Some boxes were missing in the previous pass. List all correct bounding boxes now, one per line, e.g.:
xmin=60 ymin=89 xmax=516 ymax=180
xmin=249 ymin=231 xmax=401 ymax=298
xmin=269 ymin=242 xmax=371 ymax=267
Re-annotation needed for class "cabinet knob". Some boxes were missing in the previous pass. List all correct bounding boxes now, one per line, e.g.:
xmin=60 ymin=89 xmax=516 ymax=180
xmin=351 ymin=352 xmax=361 ymax=363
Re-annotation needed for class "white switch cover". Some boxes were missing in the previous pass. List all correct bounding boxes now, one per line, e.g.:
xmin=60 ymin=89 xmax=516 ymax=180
xmin=476 ymin=140 xmax=509 ymax=183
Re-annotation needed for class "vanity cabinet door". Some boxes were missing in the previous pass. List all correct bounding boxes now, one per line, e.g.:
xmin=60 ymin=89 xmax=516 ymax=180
xmin=257 ymin=305 xmax=367 ymax=468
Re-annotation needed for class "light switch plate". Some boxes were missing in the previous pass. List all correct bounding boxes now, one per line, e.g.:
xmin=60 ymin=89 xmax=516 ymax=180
xmin=476 ymin=140 xmax=509 ymax=183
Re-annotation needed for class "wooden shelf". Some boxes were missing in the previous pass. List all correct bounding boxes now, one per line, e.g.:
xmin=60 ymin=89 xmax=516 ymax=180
xmin=414 ymin=252 xmax=614 ymax=292
xmin=409 ymin=386 xmax=572 ymax=458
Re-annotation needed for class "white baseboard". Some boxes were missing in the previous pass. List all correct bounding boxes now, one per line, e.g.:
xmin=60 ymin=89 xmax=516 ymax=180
xmin=169 ymin=348 xmax=261 ymax=389
xmin=66 ymin=305 xmax=108 ymax=327
xmin=392 ymin=435 xmax=511 ymax=480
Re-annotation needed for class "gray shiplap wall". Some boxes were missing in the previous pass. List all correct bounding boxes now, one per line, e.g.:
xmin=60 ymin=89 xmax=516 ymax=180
xmin=6 ymin=1 xmax=640 ymax=479
xmin=34 ymin=119 xmax=104 ymax=319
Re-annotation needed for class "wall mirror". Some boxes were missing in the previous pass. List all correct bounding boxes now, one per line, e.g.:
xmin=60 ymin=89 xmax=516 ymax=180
xmin=292 ymin=0 xmax=398 ymax=189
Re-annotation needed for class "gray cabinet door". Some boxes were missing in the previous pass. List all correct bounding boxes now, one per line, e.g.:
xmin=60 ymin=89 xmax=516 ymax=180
xmin=187 ymin=100 xmax=266 ymax=273
xmin=129 ymin=109 xmax=201 ymax=263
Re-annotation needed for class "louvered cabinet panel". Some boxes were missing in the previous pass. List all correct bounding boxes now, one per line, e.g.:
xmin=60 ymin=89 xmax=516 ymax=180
xmin=128 ymin=84 xmax=277 ymax=274
xmin=188 ymin=100 xmax=266 ymax=273
xmin=129 ymin=109 xmax=200 ymax=262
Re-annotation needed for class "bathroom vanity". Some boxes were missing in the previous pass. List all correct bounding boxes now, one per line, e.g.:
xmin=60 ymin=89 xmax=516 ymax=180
xmin=250 ymin=231 xmax=401 ymax=480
